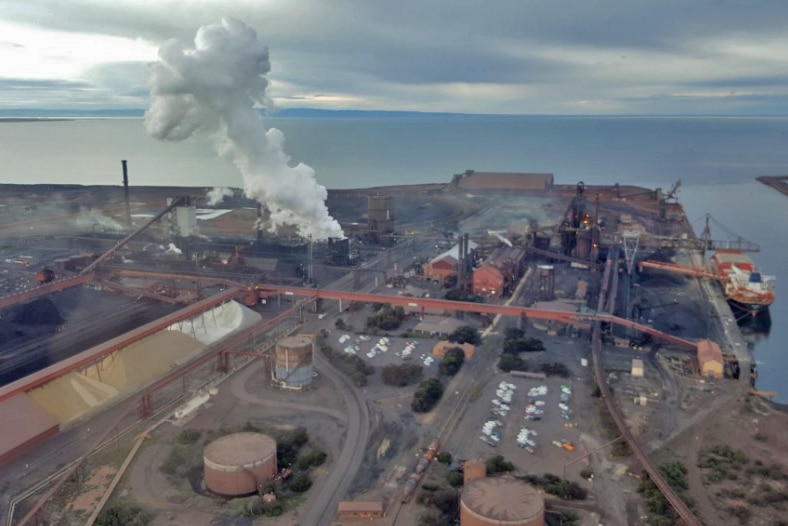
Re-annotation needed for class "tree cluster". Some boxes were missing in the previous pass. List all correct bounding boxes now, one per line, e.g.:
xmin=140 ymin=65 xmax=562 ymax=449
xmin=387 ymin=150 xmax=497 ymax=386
xmin=448 ymin=325 xmax=480 ymax=345
xmin=486 ymin=454 xmax=515 ymax=474
xmin=539 ymin=362 xmax=571 ymax=377
xmin=320 ymin=343 xmax=374 ymax=386
xmin=411 ymin=378 xmax=444 ymax=413
xmin=503 ymin=336 xmax=545 ymax=354
xmin=498 ymin=353 xmax=530 ymax=373
xmin=438 ymin=347 xmax=465 ymax=377
xmin=276 ymin=427 xmax=309 ymax=470
xmin=366 ymin=304 xmax=407 ymax=331
xmin=523 ymin=473 xmax=588 ymax=500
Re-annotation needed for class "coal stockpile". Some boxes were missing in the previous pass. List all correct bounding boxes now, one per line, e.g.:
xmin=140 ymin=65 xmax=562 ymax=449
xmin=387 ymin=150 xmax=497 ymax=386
xmin=0 ymin=289 xmax=181 ymax=387
xmin=10 ymin=298 xmax=64 ymax=326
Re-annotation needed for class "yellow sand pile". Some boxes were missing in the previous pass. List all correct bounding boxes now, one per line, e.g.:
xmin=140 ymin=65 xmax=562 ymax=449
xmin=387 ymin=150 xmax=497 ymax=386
xmin=29 ymin=331 xmax=205 ymax=424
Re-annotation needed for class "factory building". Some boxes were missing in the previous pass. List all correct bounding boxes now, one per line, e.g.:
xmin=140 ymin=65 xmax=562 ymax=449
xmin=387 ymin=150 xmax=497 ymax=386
xmin=460 ymin=475 xmax=544 ymax=526
xmin=203 ymin=432 xmax=277 ymax=496
xmin=472 ymin=246 xmax=526 ymax=298
xmin=274 ymin=335 xmax=315 ymax=389
xmin=424 ymin=240 xmax=478 ymax=283
xmin=414 ymin=315 xmax=466 ymax=338
xmin=697 ymin=339 xmax=724 ymax=380
xmin=454 ymin=170 xmax=554 ymax=191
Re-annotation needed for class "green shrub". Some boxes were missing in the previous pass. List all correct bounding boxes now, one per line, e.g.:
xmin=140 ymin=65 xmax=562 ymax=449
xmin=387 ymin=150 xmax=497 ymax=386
xmin=412 ymin=378 xmax=444 ymax=413
xmin=96 ymin=501 xmax=153 ymax=526
xmin=296 ymin=449 xmax=327 ymax=470
xmin=447 ymin=471 xmax=464 ymax=487
xmin=289 ymin=473 xmax=312 ymax=493
xmin=486 ymin=455 xmax=514 ymax=474
xmin=439 ymin=347 xmax=465 ymax=376
xmin=175 ymin=429 xmax=201 ymax=444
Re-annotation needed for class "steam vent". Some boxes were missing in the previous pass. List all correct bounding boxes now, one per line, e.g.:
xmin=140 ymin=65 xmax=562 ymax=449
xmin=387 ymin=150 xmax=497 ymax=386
xmin=203 ymin=432 xmax=277 ymax=496
xmin=274 ymin=335 xmax=314 ymax=389
xmin=460 ymin=476 xmax=544 ymax=526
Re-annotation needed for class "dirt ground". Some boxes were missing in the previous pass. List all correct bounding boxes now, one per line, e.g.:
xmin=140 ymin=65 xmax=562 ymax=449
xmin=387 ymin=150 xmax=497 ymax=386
xmin=653 ymin=394 xmax=788 ymax=526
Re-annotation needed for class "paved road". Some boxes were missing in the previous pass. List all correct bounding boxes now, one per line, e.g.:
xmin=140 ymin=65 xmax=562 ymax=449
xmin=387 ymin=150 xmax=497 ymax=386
xmin=302 ymin=350 xmax=370 ymax=526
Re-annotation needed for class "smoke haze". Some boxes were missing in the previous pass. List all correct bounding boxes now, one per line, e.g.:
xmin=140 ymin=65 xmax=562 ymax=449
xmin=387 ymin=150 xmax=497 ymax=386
xmin=206 ymin=186 xmax=234 ymax=206
xmin=145 ymin=18 xmax=343 ymax=240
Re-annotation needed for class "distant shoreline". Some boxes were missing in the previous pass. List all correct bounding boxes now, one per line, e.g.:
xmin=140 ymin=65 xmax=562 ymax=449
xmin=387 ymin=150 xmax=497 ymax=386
xmin=0 ymin=118 xmax=74 ymax=123
xmin=756 ymin=175 xmax=788 ymax=197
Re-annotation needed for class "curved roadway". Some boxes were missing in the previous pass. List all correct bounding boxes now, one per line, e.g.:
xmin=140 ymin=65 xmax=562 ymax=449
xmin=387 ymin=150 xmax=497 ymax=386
xmin=302 ymin=351 xmax=370 ymax=525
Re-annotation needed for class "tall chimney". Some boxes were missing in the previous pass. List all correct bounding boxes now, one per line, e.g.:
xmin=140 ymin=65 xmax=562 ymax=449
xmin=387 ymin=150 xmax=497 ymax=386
xmin=121 ymin=160 xmax=131 ymax=228
xmin=457 ymin=234 xmax=464 ymax=288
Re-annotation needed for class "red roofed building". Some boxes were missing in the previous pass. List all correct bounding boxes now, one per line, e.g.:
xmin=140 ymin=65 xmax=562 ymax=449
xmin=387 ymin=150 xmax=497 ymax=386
xmin=424 ymin=255 xmax=458 ymax=282
xmin=472 ymin=246 xmax=526 ymax=298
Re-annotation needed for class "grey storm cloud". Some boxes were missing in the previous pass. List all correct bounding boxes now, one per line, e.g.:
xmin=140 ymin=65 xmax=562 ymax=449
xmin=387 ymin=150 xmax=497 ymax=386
xmin=3 ymin=0 xmax=788 ymax=113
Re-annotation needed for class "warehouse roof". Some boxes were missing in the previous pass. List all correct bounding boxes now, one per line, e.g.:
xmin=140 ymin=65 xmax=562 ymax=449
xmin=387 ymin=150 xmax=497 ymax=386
xmin=697 ymin=339 xmax=723 ymax=364
xmin=457 ymin=171 xmax=553 ymax=190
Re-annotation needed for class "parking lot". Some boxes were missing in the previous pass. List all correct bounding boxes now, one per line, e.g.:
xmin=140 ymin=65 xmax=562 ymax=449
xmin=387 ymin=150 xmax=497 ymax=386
xmin=446 ymin=366 xmax=594 ymax=478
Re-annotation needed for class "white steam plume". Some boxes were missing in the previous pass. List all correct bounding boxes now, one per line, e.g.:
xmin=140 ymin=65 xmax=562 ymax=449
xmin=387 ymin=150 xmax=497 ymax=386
xmin=145 ymin=18 xmax=343 ymax=240
xmin=206 ymin=186 xmax=234 ymax=206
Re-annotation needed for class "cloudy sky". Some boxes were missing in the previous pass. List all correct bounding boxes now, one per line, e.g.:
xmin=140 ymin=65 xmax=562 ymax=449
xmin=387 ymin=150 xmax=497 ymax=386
xmin=2 ymin=0 xmax=788 ymax=115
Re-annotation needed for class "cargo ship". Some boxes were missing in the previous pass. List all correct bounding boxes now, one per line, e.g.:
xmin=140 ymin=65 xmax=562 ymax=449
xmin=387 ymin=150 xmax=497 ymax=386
xmin=709 ymin=250 xmax=775 ymax=314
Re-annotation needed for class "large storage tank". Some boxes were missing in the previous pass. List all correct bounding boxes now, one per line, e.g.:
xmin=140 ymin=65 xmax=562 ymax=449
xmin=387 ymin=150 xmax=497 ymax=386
xmin=460 ymin=476 xmax=544 ymax=526
xmin=274 ymin=335 xmax=314 ymax=389
xmin=203 ymin=432 xmax=277 ymax=496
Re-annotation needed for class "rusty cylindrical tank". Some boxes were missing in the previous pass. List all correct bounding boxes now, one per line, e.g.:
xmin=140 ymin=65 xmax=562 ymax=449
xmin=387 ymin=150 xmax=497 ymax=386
xmin=274 ymin=335 xmax=314 ymax=389
xmin=460 ymin=476 xmax=544 ymax=526
xmin=203 ymin=432 xmax=277 ymax=496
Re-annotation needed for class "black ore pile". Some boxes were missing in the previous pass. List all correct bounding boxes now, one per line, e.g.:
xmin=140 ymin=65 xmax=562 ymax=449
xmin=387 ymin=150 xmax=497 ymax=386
xmin=10 ymin=298 xmax=65 ymax=326
xmin=0 ymin=319 xmax=16 ymax=345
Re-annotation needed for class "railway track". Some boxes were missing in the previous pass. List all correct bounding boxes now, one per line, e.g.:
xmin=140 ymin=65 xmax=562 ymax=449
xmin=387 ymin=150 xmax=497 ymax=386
xmin=593 ymin=255 xmax=702 ymax=526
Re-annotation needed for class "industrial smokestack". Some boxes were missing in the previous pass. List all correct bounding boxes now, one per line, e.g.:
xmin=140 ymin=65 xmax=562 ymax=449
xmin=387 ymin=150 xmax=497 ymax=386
xmin=457 ymin=234 xmax=465 ymax=287
xmin=121 ymin=160 xmax=131 ymax=228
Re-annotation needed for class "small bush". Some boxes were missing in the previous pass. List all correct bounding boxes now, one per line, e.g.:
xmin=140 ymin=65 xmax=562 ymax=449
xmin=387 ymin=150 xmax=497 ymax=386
xmin=447 ymin=471 xmax=464 ymax=487
xmin=486 ymin=455 xmax=514 ymax=474
xmin=96 ymin=501 xmax=153 ymax=526
xmin=436 ymin=451 xmax=452 ymax=464
xmin=296 ymin=449 xmax=327 ymax=470
xmin=289 ymin=473 xmax=313 ymax=493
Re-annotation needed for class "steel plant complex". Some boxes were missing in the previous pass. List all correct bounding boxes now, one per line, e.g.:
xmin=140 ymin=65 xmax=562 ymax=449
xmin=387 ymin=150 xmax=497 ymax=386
xmin=0 ymin=167 xmax=784 ymax=526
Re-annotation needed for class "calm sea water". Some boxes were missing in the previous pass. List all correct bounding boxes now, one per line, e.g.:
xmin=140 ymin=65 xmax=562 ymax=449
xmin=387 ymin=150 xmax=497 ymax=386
xmin=0 ymin=116 xmax=786 ymax=400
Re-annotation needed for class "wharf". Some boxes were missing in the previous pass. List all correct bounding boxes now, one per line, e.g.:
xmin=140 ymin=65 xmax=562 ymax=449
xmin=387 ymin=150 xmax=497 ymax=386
xmin=690 ymin=252 xmax=752 ymax=386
